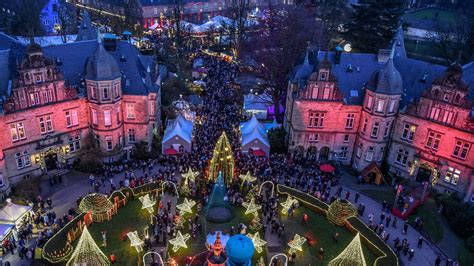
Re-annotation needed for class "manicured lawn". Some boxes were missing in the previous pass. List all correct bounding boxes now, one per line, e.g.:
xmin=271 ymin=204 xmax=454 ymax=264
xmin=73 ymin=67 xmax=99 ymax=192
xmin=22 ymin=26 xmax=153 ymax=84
xmin=280 ymin=205 xmax=378 ymax=265
xmin=87 ymin=200 xmax=151 ymax=266
xmin=404 ymin=8 xmax=457 ymax=26
xmin=407 ymin=198 xmax=443 ymax=243
xmin=361 ymin=189 xmax=396 ymax=206
xmin=405 ymin=39 xmax=444 ymax=58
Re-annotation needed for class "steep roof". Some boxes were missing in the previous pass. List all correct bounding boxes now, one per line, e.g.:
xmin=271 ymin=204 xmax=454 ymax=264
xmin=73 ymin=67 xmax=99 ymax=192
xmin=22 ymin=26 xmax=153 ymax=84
xmin=162 ymin=114 xmax=194 ymax=144
xmin=241 ymin=115 xmax=266 ymax=136
xmin=75 ymin=11 xmax=97 ymax=42
xmin=0 ymin=49 xmax=10 ymax=100
xmin=241 ymin=125 xmax=269 ymax=147
xmin=43 ymin=40 xmax=154 ymax=95
xmin=366 ymin=59 xmax=403 ymax=95
xmin=85 ymin=41 xmax=121 ymax=81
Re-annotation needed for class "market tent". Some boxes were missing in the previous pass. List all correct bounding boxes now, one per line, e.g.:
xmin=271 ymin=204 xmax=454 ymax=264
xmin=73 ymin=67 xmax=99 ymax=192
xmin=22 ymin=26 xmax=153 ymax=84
xmin=162 ymin=114 xmax=194 ymax=154
xmin=241 ymin=115 xmax=270 ymax=156
xmin=243 ymin=93 xmax=272 ymax=120
xmin=360 ymin=161 xmax=386 ymax=185
xmin=0 ymin=223 xmax=14 ymax=241
xmin=0 ymin=203 xmax=32 ymax=224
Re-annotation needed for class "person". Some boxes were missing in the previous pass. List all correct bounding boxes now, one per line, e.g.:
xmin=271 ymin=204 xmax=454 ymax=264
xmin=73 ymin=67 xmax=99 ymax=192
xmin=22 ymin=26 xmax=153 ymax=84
xmin=332 ymin=232 xmax=339 ymax=243
xmin=392 ymin=217 xmax=397 ymax=228
xmin=403 ymin=221 xmax=408 ymax=234
xmin=417 ymin=236 xmax=423 ymax=248
xmin=89 ymin=174 xmax=95 ymax=186
xmin=435 ymin=255 xmax=442 ymax=266
xmin=385 ymin=216 xmax=391 ymax=227
xmin=319 ymin=247 xmax=324 ymax=260
xmin=408 ymin=249 xmax=414 ymax=260
xmin=102 ymin=231 xmax=107 ymax=247
xmin=355 ymin=192 xmax=360 ymax=203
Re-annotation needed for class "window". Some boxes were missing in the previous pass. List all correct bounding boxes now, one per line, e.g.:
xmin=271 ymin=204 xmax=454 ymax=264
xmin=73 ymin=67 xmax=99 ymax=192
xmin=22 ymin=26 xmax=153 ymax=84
xmin=395 ymin=149 xmax=409 ymax=165
xmin=378 ymin=147 xmax=385 ymax=161
xmin=343 ymin=134 xmax=349 ymax=142
xmin=401 ymin=123 xmax=416 ymax=141
xmin=154 ymin=7 xmax=158 ymax=14
xmin=365 ymin=95 xmax=373 ymax=110
xmin=95 ymin=135 xmax=100 ymax=148
xmin=149 ymin=101 xmax=156 ymax=116
xmin=128 ymin=129 xmax=136 ymax=143
xmin=68 ymin=136 xmax=81 ymax=152
xmin=126 ymin=103 xmax=135 ymax=119
xmin=452 ymin=140 xmax=470 ymax=160
xmin=320 ymin=72 xmax=327 ymax=81
xmin=91 ymin=109 xmax=98 ymax=125
xmin=371 ymin=122 xmax=380 ymax=138
xmin=39 ymin=115 xmax=53 ymax=134
xmin=444 ymin=167 xmax=460 ymax=185
xmin=43 ymin=90 xmax=53 ymax=103
xmin=65 ymin=110 xmax=79 ymax=127
xmin=106 ymin=136 xmax=113 ymax=151
xmin=30 ymin=92 xmax=40 ymax=106
xmin=308 ymin=112 xmax=325 ymax=128
xmin=388 ymin=100 xmax=396 ymax=113
xmin=384 ymin=121 xmax=391 ymax=137
xmin=376 ymin=99 xmax=385 ymax=112
xmin=362 ymin=118 xmax=368 ymax=133
xmin=339 ymin=147 xmax=348 ymax=159
xmin=15 ymin=151 xmax=31 ymax=169
xmin=308 ymin=133 xmax=318 ymax=143
xmin=426 ymin=131 xmax=441 ymax=150
xmin=429 ymin=107 xmax=440 ymax=120
xmin=35 ymin=75 xmax=42 ymax=83
xmin=441 ymin=110 xmax=454 ymax=124
xmin=10 ymin=123 xmax=26 ymax=141
xmin=356 ymin=143 xmax=363 ymax=158
xmin=116 ymin=107 xmax=121 ymax=123
xmin=113 ymin=84 xmax=120 ymax=99
xmin=91 ymin=86 xmax=97 ymax=99
xmin=104 ymin=110 xmax=111 ymax=126
xmin=345 ymin=114 xmax=355 ymax=129
xmin=322 ymin=87 xmax=330 ymax=99
xmin=102 ymin=87 xmax=109 ymax=100
xmin=365 ymin=146 xmax=374 ymax=161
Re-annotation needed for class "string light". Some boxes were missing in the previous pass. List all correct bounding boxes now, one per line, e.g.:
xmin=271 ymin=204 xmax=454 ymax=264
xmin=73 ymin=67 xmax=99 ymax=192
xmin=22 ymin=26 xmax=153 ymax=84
xmin=328 ymin=233 xmax=367 ymax=266
xmin=327 ymin=199 xmax=358 ymax=226
xmin=208 ymin=132 xmax=234 ymax=183
xmin=182 ymin=169 xmax=199 ymax=184
xmin=176 ymin=198 xmax=196 ymax=216
xmin=139 ymin=194 xmax=156 ymax=214
xmin=247 ymin=232 xmax=267 ymax=253
xmin=243 ymin=198 xmax=262 ymax=216
xmin=287 ymin=234 xmax=306 ymax=254
xmin=127 ymin=231 xmax=144 ymax=252
xmin=239 ymin=171 xmax=257 ymax=185
xmin=169 ymin=231 xmax=191 ymax=252
xmin=66 ymin=226 xmax=109 ymax=266
xmin=280 ymin=196 xmax=298 ymax=215
xmin=78 ymin=193 xmax=114 ymax=222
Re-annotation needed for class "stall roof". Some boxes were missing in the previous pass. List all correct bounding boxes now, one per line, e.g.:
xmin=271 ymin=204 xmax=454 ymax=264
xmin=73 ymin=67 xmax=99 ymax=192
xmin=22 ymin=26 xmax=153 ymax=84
xmin=0 ymin=203 xmax=32 ymax=223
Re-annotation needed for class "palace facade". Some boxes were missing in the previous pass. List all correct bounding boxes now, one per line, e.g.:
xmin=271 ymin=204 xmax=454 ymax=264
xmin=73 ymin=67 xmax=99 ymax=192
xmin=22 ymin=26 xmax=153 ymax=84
xmin=285 ymin=45 xmax=474 ymax=202
xmin=0 ymin=18 xmax=160 ymax=198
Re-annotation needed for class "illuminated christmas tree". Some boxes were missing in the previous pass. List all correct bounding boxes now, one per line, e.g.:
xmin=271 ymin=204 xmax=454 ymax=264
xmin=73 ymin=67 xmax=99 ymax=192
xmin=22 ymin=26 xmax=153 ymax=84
xmin=208 ymin=132 xmax=234 ymax=184
xmin=66 ymin=226 xmax=110 ymax=266
xmin=328 ymin=233 xmax=367 ymax=266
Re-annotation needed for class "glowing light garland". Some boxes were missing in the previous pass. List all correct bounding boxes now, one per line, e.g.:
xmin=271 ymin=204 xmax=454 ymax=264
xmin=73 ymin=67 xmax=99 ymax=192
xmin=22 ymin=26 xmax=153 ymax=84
xmin=328 ymin=233 xmax=367 ymax=266
xmin=287 ymin=234 xmax=306 ymax=254
xmin=176 ymin=198 xmax=196 ymax=215
xmin=139 ymin=194 xmax=156 ymax=214
xmin=247 ymin=232 xmax=267 ymax=253
xmin=327 ymin=199 xmax=358 ymax=226
xmin=239 ymin=171 xmax=257 ymax=185
xmin=127 ymin=231 xmax=144 ymax=252
xmin=243 ymin=198 xmax=262 ymax=216
xmin=280 ymin=196 xmax=298 ymax=215
xmin=169 ymin=231 xmax=191 ymax=252
xmin=66 ymin=226 xmax=110 ymax=266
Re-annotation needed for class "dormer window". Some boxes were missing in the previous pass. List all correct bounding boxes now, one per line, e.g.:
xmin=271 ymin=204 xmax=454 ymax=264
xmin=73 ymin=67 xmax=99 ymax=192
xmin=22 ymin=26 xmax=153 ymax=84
xmin=454 ymin=94 xmax=461 ymax=104
xmin=25 ymin=73 xmax=30 ymax=81
xmin=346 ymin=64 xmax=353 ymax=72
xmin=443 ymin=93 xmax=450 ymax=102
xmin=420 ymin=74 xmax=427 ymax=83
xmin=319 ymin=72 xmax=327 ymax=81
xmin=35 ymin=75 xmax=42 ymax=83
xmin=433 ymin=89 xmax=439 ymax=99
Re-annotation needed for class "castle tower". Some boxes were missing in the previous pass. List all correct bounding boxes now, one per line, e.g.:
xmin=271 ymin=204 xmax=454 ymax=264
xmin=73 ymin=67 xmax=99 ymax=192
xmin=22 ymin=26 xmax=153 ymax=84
xmin=85 ymin=34 xmax=124 ymax=161
xmin=353 ymin=57 xmax=403 ymax=171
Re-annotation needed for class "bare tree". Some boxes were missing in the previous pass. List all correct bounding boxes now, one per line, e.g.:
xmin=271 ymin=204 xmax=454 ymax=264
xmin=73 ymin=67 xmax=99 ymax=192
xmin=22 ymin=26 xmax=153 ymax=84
xmin=56 ymin=0 xmax=77 ymax=43
xmin=221 ymin=0 xmax=252 ymax=59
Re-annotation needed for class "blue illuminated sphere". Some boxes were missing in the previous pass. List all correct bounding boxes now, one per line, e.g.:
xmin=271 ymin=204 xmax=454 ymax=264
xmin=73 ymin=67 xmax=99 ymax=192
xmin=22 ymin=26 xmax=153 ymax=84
xmin=225 ymin=234 xmax=255 ymax=265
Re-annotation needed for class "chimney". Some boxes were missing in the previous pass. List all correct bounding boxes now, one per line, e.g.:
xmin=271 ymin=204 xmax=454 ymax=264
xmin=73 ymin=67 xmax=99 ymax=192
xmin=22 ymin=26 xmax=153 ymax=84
xmin=377 ymin=49 xmax=391 ymax=63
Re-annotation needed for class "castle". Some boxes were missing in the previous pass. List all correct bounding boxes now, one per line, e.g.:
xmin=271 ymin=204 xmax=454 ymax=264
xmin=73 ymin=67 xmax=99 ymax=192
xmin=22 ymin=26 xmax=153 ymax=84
xmin=284 ymin=38 xmax=474 ymax=202
xmin=0 ymin=16 xmax=160 ymax=198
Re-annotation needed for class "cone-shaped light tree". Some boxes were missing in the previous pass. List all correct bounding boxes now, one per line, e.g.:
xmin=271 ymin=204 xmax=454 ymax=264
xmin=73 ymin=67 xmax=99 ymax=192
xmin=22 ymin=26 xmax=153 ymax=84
xmin=66 ymin=226 xmax=110 ymax=266
xmin=208 ymin=132 xmax=234 ymax=184
xmin=328 ymin=233 xmax=367 ymax=266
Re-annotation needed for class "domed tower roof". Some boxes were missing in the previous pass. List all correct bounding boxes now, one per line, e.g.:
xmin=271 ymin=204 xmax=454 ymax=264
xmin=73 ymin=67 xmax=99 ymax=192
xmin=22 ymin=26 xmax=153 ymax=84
xmin=367 ymin=59 xmax=403 ymax=95
xmin=26 ymin=43 xmax=42 ymax=54
xmin=85 ymin=38 xmax=121 ymax=81
xmin=225 ymin=234 xmax=254 ymax=264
